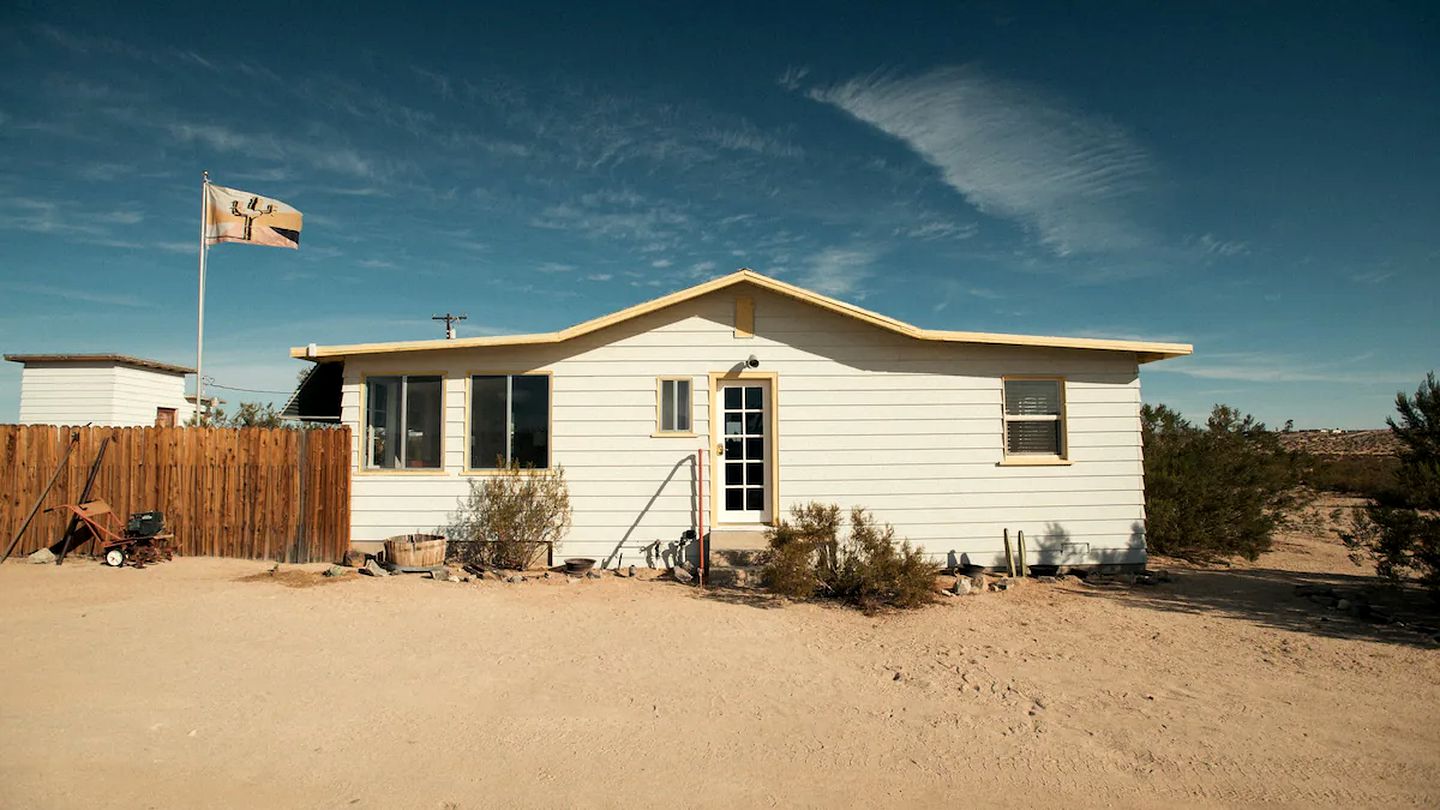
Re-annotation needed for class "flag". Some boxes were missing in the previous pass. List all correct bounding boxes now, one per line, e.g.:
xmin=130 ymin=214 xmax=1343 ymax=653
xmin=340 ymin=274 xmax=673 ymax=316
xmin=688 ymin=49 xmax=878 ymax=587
xmin=204 ymin=184 xmax=303 ymax=249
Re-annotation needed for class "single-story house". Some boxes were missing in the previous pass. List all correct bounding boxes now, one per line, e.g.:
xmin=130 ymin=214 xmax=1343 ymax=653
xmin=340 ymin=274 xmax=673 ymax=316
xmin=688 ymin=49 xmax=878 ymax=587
xmin=3 ymin=353 xmax=216 ymax=427
xmin=288 ymin=269 xmax=1191 ymax=571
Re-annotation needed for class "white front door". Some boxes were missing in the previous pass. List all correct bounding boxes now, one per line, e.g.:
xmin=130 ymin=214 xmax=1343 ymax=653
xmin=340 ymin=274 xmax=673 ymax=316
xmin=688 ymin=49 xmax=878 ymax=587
xmin=717 ymin=379 xmax=772 ymax=524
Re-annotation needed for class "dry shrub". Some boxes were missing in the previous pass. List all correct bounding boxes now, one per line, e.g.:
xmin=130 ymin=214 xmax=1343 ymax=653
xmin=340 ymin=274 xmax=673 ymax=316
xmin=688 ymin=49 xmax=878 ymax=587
xmin=442 ymin=463 xmax=572 ymax=570
xmin=762 ymin=502 xmax=937 ymax=612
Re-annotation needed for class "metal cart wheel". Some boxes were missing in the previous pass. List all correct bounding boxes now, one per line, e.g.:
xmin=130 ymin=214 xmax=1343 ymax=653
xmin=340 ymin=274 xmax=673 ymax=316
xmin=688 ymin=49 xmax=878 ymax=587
xmin=105 ymin=548 xmax=126 ymax=568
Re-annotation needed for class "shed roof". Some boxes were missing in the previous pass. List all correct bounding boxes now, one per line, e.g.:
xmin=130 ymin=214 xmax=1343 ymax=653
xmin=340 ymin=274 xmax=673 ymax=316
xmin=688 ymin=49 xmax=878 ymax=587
xmin=290 ymin=269 xmax=1193 ymax=364
xmin=4 ymin=353 xmax=194 ymax=376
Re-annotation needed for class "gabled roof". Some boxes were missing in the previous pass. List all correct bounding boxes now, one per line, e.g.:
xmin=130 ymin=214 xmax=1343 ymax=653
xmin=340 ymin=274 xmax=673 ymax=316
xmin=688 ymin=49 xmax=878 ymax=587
xmin=4 ymin=353 xmax=194 ymax=376
xmin=289 ymin=269 xmax=1193 ymax=363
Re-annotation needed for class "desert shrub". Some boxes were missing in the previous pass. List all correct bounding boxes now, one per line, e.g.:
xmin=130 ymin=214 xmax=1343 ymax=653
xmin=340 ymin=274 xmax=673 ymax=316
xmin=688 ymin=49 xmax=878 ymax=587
xmin=1142 ymin=403 xmax=1303 ymax=563
xmin=441 ymin=463 xmax=572 ymax=570
xmin=1342 ymin=373 xmax=1440 ymax=594
xmin=1303 ymin=454 xmax=1405 ymax=504
xmin=762 ymin=502 xmax=938 ymax=612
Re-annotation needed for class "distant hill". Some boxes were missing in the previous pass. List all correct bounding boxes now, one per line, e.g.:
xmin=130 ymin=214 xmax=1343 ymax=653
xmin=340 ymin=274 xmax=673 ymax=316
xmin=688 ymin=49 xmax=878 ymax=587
xmin=1279 ymin=429 xmax=1399 ymax=457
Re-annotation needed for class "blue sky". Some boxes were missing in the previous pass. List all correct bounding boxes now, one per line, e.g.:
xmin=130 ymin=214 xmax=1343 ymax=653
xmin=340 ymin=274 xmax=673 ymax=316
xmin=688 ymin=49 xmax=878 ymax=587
xmin=1 ymin=1 xmax=1435 ymax=427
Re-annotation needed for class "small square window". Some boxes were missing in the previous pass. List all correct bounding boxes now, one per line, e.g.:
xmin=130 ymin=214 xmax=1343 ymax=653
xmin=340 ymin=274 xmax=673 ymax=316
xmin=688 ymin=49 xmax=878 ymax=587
xmin=656 ymin=377 xmax=693 ymax=434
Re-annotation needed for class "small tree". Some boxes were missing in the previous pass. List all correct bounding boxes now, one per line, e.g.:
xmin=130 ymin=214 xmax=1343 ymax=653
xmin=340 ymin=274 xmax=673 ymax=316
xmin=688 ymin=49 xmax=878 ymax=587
xmin=762 ymin=502 xmax=937 ymax=612
xmin=1142 ymin=403 xmax=1303 ymax=562
xmin=187 ymin=401 xmax=286 ymax=428
xmin=441 ymin=463 xmax=572 ymax=570
xmin=1342 ymin=373 xmax=1440 ymax=594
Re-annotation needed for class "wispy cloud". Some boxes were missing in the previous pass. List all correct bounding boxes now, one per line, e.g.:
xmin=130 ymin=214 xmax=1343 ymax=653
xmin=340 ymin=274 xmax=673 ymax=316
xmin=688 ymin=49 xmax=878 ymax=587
xmin=810 ymin=66 xmax=1152 ymax=255
xmin=584 ymin=273 xmax=613 ymax=282
xmin=1190 ymin=232 xmax=1249 ymax=257
xmin=894 ymin=219 xmax=977 ymax=241
xmin=777 ymin=65 xmax=811 ymax=92
xmin=1156 ymin=352 xmax=1420 ymax=385
xmin=798 ymin=246 xmax=878 ymax=298
xmin=0 ymin=281 xmax=152 ymax=308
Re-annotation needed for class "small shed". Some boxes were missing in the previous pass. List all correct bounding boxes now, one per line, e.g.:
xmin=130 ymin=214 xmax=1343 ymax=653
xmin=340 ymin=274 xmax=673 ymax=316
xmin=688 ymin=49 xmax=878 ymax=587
xmin=4 ymin=353 xmax=200 ymax=427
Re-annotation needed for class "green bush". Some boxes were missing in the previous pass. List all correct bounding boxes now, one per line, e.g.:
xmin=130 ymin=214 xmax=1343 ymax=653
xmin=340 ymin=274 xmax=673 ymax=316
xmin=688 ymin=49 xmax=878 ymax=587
xmin=441 ymin=463 xmax=572 ymax=570
xmin=762 ymin=502 xmax=938 ymax=612
xmin=1303 ymin=454 xmax=1405 ymax=503
xmin=1142 ymin=404 xmax=1303 ymax=563
xmin=1342 ymin=372 xmax=1440 ymax=594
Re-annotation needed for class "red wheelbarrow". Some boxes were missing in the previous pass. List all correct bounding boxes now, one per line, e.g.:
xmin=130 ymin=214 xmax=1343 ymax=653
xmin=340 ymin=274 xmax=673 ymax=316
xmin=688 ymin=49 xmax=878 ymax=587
xmin=44 ymin=500 xmax=174 ymax=567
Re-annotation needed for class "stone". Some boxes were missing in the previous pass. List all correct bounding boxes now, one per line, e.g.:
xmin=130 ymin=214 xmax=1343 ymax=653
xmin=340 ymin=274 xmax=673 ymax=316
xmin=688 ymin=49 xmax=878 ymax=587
xmin=342 ymin=548 xmax=369 ymax=567
xmin=28 ymin=548 xmax=55 ymax=564
xmin=671 ymin=566 xmax=693 ymax=584
xmin=586 ymin=570 xmax=602 ymax=579
xmin=953 ymin=577 xmax=974 ymax=596
xmin=322 ymin=564 xmax=348 ymax=577
xmin=1035 ymin=575 xmax=1058 ymax=584
xmin=970 ymin=574 xmax=986 ymax=591
xmin=431 ymin=568 xmax=451 ymax=582
xmin=361 ymin=559 xmax=389 ymax=577
xmin=506 ymin=574 xmax=524 ymax=584
xmin=1336 ymin=598 xmax=1351 ymax=611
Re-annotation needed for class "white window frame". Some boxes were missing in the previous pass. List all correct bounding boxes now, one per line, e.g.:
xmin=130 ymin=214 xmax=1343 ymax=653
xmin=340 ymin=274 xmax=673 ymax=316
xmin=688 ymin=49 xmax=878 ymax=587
xmin=654 ymin=376 xmax=695 ymax=437
xmin=1000 ymin=376 xmax=1069 ymax=463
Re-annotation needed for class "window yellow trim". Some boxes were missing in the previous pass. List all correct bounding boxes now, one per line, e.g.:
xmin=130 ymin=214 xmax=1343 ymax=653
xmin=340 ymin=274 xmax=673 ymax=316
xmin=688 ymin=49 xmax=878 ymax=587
xmin=357 ymin=371 xmax=448 ymax=474
xmin=462 ymin=369 xmax=554 ymax=474
xmin=999 ymin=375 xmax=1069 ymax=463
xmin=294 ymin=269 xmax=1192 ymax=363
xmin=654 ymin=375 xmax=695 ymax=436
xmin=707 ymin=370 xmax=780 ymax=528
xmin=734 ymin=295 xmax=754 ymax=338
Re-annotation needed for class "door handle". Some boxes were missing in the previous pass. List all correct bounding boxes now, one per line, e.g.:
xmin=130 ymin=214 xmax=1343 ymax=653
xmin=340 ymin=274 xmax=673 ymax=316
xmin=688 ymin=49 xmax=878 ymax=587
xmin=715 ymin=443 xmax=725 ymax=456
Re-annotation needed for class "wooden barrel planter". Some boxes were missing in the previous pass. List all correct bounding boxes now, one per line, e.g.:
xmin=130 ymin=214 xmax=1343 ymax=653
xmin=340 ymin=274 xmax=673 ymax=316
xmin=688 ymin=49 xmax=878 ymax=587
xmin=383 ymin=534 xmax=447 ymax=568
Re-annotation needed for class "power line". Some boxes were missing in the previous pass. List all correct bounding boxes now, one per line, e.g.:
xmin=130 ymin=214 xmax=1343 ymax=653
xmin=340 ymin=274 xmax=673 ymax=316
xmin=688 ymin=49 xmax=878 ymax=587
xmin=203 ymin=382 xmax=294 ymax=395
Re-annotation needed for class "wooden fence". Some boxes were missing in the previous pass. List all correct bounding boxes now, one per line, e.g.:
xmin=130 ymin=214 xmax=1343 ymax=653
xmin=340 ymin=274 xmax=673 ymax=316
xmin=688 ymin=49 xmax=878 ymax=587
xmin=0 ymin=424 xmax=351 ymax=563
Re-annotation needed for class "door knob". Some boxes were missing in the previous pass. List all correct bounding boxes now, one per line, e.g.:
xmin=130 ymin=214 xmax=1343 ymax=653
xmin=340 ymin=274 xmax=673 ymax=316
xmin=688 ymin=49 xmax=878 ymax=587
xmin=715 ymin=443 xmax=725 ymax=456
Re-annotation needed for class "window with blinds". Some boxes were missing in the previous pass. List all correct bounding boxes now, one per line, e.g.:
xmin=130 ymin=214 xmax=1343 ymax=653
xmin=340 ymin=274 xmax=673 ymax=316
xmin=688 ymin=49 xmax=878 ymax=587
xmin=1003 ymin=378 xmax=1065 ymax=457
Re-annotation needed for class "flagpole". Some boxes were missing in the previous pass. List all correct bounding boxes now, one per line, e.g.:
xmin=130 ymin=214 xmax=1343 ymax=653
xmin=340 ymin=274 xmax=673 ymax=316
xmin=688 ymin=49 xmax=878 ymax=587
xmin=196 ymin=170 xmax=209 ymax=423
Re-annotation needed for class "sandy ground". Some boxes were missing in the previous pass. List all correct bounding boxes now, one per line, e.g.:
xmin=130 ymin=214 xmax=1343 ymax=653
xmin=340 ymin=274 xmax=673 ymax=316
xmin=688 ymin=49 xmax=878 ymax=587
xmin=2 ymin=507 xmax=1437 ymax=809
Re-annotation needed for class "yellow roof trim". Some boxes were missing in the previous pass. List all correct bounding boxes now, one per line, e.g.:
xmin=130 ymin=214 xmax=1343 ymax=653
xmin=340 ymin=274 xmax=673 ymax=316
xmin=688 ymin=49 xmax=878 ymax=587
xmin=290 ymin=269 xmax=1193 ymax=363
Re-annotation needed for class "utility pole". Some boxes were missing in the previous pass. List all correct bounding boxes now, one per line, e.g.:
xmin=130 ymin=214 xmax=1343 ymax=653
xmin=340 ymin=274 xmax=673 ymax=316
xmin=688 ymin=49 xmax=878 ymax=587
xmin=432 ymin=312 xmax=467 ymax=339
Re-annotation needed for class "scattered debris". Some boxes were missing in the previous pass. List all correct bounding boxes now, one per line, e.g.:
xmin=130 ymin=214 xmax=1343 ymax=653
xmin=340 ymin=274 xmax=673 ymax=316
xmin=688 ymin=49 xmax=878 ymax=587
xmin=671 ymin=566 xmax=694 ymax=584
xmin=506 ymin=574 xmax=524 ymax=584
xmin=585 ymin=569 xmax=602 ymax=579
xmin=361 ymin=559 xmax=390 ymax=577
xmin=953 ymin=577 xmax=974 ymax=596
xmin=322 ymin=564 xmax=349 ymax=577
xmin=430 ymin=568 xmax=452 ymax=582
xmin=28 ymin=548 xmax=56 ymax=565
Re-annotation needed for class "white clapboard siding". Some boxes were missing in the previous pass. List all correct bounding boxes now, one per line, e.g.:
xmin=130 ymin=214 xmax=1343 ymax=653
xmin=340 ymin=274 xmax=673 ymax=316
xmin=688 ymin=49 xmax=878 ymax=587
xmin=16 ymin=362 xmax=189 ymax=427
xmin=340 ymin=283 xmax=1152 ymax=567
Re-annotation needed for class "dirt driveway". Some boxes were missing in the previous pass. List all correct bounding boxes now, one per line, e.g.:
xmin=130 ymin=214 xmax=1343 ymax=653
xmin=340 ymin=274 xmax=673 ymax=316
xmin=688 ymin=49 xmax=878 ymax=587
xmin=1 ymin=523 xmax=1436 ymax=809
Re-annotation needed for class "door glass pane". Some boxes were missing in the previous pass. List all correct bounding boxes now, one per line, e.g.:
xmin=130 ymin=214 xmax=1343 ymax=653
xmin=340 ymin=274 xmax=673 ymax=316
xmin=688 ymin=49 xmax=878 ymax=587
xmin=745 ymin=488 xmax=763 ymax=511
xmin=745 ymin=437 xmax=762 ymax=459
xmin=404 ymin=376 xmax=443 ymax=469
xmin=512 ymin=375 xmax=549 ymax=468
xmin=746 ymin=462 xmax=763 ymax=484
xmin=745 ymin=386 xmax=762 ymax=409
xmin=725 ymin=438 xmax=742 ymax=458
xmin=725 ymin=489 xmax=743 ymax=510
xmin=725 ymin=462 xmax=743 ymax=485
xmin=725 ymin=414 xmax=743 ymax=435
xmin=366 ymin=376 xmax=402 ymax=468
xmin=470 ymin=375 xmax=507 ymax=468
xmin=724 ymin=387 xmax=742 ymax=409
xmin=675 ymin=380 xmax=691 ymax=431
xmin=660 ymin=379 xmax=676 ymax=430
xmin=745 ymin=412 xmax=763 ymax=435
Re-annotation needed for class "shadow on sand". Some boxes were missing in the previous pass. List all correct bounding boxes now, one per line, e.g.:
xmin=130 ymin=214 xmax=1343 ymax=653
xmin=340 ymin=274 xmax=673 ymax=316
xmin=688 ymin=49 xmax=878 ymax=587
xmin=1071 ymin=565 xmax=1439 ymax=649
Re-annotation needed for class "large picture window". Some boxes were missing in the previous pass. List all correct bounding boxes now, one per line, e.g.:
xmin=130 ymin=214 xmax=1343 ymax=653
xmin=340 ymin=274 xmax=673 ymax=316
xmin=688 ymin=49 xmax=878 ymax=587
xmin=364 ymin=375 xmax=443 ymax=469
xmin=1002 ymin=378 xmax=1066 ymax=457
xmin=470 ymin=374 xmax=550 ymax=469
